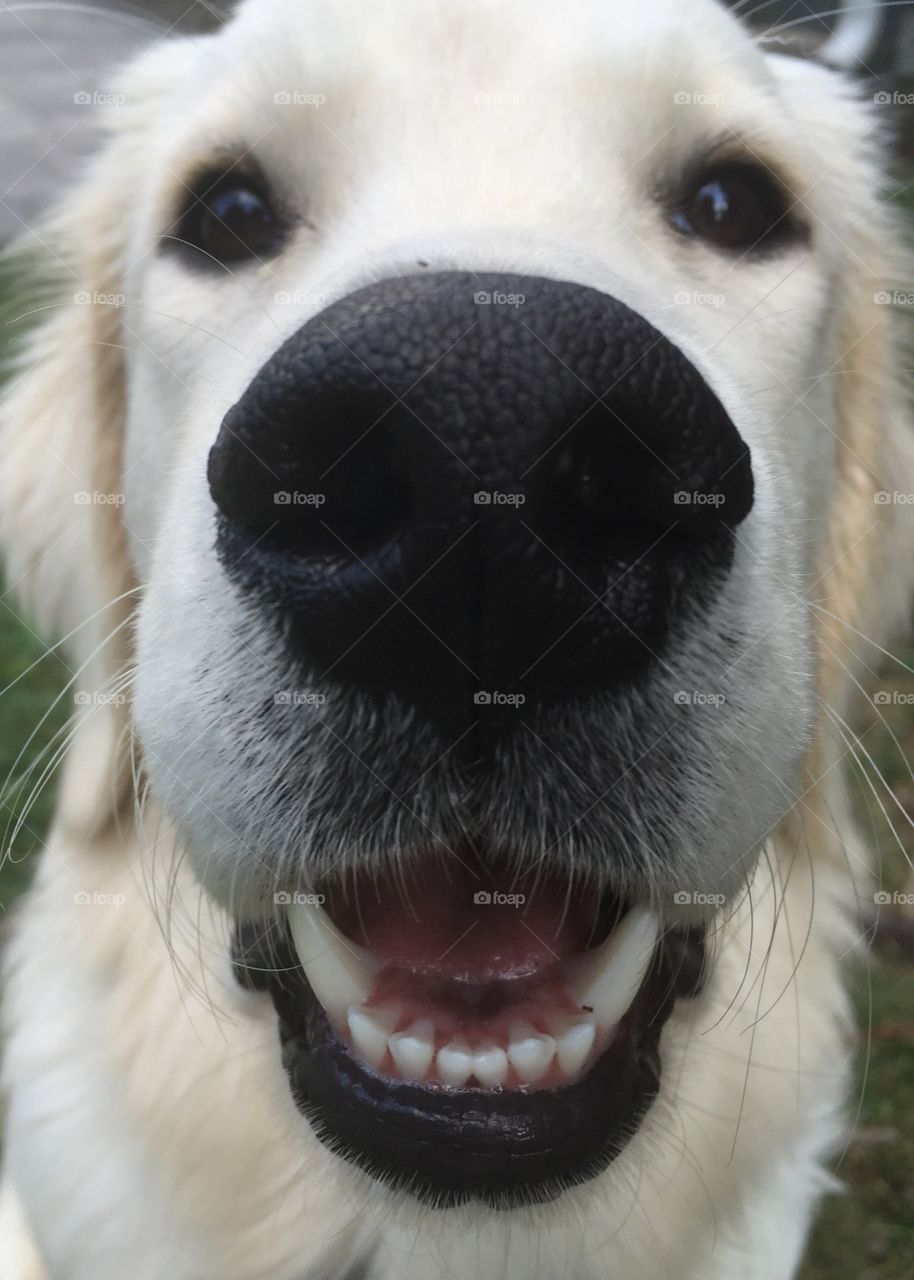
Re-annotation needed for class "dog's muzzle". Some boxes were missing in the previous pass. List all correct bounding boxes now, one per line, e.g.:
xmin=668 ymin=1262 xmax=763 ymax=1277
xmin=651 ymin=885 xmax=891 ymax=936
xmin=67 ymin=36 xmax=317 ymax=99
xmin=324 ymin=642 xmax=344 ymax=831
xmin=208 ymin=271 xmax=753 ymax=751
xmin=211 ymin=271 xmax=747 ymax=1204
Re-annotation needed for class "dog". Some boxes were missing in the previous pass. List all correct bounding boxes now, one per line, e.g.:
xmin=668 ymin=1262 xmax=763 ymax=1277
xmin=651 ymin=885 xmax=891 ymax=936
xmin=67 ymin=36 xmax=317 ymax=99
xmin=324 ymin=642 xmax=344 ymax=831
xmin=1 ymin=1 xmax=912 ymax=1276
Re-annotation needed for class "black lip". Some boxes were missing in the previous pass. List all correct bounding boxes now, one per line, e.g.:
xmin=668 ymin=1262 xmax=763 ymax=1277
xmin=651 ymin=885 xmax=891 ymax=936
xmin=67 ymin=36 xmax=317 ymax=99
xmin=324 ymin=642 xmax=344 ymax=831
xmin=233 ymin=919 xmax=705 ymax=1207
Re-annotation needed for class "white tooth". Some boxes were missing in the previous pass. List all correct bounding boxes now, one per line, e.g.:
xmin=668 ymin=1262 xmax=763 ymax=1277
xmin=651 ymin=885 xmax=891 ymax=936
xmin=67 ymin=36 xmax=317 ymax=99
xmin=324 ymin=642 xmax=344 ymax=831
xmin=554 ymin=1015 xmax=596 ymax=1078
xmin=569 ymin=908 xmax=659 ymax=1030
xmin=472 ymin=1044 xmax=508 ymax=1087
xmin=348 ymin=1005 xmax=397 ymax=1069
xmin=288 ymin=900 xmax=378 ymax=1024
xmin=389 ymin=1020 xmax=435 ymax=1081
xmin=437 ymin=1040 xmax=473 ymax=1087
xmin=508 ymin=1023 xmax=556 ymax=1084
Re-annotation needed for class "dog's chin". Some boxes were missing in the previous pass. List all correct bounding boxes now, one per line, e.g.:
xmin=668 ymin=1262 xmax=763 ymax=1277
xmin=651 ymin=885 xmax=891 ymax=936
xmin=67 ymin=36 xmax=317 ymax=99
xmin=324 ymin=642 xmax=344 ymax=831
xmin=232 ymin=853 xmax=706 ymax=1207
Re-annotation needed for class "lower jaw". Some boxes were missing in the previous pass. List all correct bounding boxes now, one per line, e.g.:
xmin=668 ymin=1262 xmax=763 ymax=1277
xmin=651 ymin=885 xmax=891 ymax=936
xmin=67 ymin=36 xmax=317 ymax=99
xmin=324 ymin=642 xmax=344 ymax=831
xmin=240 ymin=924 xmax=705 ymax=1208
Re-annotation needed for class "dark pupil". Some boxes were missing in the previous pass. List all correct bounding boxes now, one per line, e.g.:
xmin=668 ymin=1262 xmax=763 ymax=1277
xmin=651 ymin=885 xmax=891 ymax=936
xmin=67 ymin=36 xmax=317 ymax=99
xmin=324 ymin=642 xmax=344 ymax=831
xmin=200 ymin=187 xmax=273 ymax=257
xmin=692 ymin=179 xmax=759 ymax=246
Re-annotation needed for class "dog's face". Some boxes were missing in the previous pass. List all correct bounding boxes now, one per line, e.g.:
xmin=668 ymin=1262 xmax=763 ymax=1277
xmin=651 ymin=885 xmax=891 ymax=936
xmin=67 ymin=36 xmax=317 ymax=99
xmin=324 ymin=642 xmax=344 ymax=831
xmin=4 ymin=0 xmax=912 ymax=1228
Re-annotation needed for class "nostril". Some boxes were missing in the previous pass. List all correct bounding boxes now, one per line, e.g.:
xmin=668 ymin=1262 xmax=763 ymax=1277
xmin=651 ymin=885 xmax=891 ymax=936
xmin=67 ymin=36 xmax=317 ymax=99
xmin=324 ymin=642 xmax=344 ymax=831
xmin=209 ymin=385 xmax=415 ymax=559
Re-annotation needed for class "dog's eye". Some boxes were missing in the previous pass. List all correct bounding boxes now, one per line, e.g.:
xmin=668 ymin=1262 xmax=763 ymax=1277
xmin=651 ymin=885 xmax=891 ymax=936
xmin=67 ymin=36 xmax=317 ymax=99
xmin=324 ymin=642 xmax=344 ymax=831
xmin=673 ymin=164 xmax=799 ymax=254
xmin=170 ymin=171 xmax=286 ymax=266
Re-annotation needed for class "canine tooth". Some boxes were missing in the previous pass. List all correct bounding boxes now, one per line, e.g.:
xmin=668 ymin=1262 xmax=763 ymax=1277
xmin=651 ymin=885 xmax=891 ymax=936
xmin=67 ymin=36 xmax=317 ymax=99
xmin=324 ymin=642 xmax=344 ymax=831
xmin=508 ymin=1023 xmax=556 ymax=1084
xmin=389 ymin=1020 xmax=435 ymax=1081
xmin=437 ymin=1040 xmax=473 ymax=1087
xmin=569 ymin=908 xmax=659 ymax=1030
xmin=472 ymin=1045 xmax=509 ymax=1087
xmin=554 ymin=1015 xmax=596 ymax=1078
xmin=348 ymin=1005 xmax=396 ymax=1069
xmin=288 ymin=900 xmax=378 ymax=1023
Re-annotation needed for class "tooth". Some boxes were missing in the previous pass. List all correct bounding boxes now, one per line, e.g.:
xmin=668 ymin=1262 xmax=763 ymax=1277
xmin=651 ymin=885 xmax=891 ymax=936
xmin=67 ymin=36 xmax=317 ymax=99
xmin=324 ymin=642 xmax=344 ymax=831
xmin=288 ymin=900 xmax=378 ymax=1024
xmin=508 ymin=1023 xmax=555 ymax=1084
xmin=569 ymin=908 xmax=659 ymax=1030
xmin=553 ymin=1014 xmax=596 ymax=1078
xmin=389 ymin=1020 xmax=435 ymax=1081
xmin=472 ymin=1044 xmax=508 ymax=1087
xmin=437 ymin=1040 xmax=473 ymax=1087
xmin=348 ymin=1005 xmax=396 ymax=1069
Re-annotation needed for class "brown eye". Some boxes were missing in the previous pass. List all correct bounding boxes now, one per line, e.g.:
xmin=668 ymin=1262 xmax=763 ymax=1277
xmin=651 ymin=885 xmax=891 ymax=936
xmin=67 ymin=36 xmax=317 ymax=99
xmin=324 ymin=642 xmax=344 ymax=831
xmin=673 ymin=164 xmax=801 ymax=254
xmin=169 ymin=169 xmax=287 ymax=266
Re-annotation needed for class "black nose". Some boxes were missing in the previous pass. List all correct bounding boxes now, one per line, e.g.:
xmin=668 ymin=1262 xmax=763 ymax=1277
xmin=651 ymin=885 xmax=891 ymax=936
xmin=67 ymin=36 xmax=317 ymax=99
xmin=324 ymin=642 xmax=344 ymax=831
xmin=209 ymin=272 xmax=752 ymax=742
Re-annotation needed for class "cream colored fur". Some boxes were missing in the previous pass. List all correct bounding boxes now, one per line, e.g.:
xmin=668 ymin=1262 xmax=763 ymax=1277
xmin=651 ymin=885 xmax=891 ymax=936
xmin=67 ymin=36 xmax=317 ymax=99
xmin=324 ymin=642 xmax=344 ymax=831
xmin=1 ymin=2 xmax=913 ymax=1277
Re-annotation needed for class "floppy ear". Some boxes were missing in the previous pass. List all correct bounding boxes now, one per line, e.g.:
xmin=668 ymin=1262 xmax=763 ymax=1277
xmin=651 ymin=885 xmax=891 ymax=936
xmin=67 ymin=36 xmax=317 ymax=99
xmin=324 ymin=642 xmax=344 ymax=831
xmin=779 ymin=70 xmax=914 ymax=718
xmin=817 ymin=208 xmax=914 ymax=718
xmin=0 ymin=41 xmax=202 ymax=837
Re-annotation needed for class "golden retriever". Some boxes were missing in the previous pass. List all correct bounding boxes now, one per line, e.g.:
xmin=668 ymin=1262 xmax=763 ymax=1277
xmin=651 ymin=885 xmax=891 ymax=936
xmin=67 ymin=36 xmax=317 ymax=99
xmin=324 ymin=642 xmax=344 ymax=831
xmin=1 ymin=1 xmax=912 ymax=1277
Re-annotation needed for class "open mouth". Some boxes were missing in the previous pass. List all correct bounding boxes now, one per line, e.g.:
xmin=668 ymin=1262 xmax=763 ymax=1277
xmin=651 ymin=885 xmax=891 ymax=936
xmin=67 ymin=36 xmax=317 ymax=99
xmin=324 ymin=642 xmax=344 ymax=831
xmin=234 ymin=853 xmax=705 ymax=1206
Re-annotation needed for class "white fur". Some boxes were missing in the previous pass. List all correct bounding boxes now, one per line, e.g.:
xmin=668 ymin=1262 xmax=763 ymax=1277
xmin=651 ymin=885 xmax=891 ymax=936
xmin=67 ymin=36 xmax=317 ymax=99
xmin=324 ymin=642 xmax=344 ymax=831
xmin=1 ymin=1 xmax=913 ymax=1277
